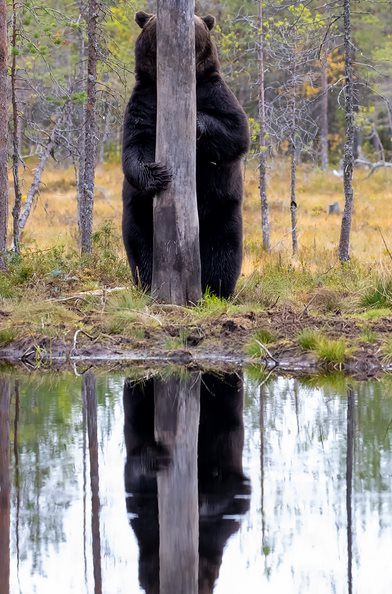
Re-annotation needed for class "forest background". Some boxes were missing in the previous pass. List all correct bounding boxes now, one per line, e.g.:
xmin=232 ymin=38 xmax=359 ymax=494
xmin=0 ymin=0 xmax=391 ymax=366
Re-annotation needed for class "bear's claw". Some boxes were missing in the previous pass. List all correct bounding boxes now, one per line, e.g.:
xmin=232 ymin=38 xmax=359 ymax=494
xmin=143 ymin=162 xmax=172 ymax=193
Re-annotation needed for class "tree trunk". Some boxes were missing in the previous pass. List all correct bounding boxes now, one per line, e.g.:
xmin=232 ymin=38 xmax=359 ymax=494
xmin=320 ymin=55 xmax=329 ymax=171
xmin=290 ymin=51 xmax=298 ymax=257
xmin=11 ymin=0 xmax=23 ymax=253
xmin=79 ymin=0 xmax=99 ymax=255
xmin=97 ymin=100 xmax=111 ymax=165
xmin=0 ymin=378 xmax=10 ymax=594
xmin=0 ymin=0 xmax=8 ymax=269
xmin=154 ymin=373 xmax=200 ymax=594
xmin=339 ymin=0 xmax=355 ymax=262
xmin=258 ymin=0 xmax=270 ymax=252
xmin=290 ymin=140 xmax=298 ymax=256
xmin=83 ymin=373 xmax=102 ymax=594
xmin=76 ymin=5 xmax=86 ymax=238
xmin=152 ymin=0 xmax=201 ymax=305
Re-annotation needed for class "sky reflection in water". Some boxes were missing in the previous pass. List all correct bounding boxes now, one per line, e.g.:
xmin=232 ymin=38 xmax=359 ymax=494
xmin=0 ymin=371 xmax=391 ymax=593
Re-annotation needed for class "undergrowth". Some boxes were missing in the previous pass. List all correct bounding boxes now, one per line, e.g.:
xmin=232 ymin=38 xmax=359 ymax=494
xmin=297 ymin=329 xmax=351 ymax=365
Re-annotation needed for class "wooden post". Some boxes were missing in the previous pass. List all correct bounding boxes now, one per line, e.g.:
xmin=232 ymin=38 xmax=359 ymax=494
xmin=154 ymin=373 xmax=200 ymax=594
xmin=152 ymin=0 xmax=201 ymax=305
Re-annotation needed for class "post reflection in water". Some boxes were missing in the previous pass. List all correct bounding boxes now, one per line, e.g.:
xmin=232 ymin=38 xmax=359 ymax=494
xmin=123 ymin=372 xmax=251 ymax=594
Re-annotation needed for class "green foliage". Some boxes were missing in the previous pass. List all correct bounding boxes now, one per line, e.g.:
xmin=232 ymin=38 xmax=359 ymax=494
xmin=0 ymin=223 xmax=130 ymax=299
xmin=360 ymin=279 xmax=392 ymax=309
xmin=297 ymin=329 xmax=350 ymax=365
xmin=0 ymin=328 xmax=18 ymax=345
xmin=245 ymin=328 xmax=277 ymax=358
xmin=195 ymin=290 xmax=229 ymax=318
xmin=297 ymin=328 xmax=320 ymax=351
xmin=381 ymin=338 xmax=392 ymax=364
xmin=315 ymin=337 xmax=349 ymax=365
xmin=359 ymin=327 xmax=378 ymax=345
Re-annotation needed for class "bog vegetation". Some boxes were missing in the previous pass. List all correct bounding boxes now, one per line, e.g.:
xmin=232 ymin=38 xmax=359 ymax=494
xmin=0 ymin=0 xmax=391 ymax=361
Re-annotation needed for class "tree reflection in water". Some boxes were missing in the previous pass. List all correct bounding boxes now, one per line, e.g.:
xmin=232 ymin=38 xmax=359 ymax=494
xmin=0 ymin=378 xmax=11 ymax=594
xmin=123 ymin=372 xmax=251 ymax=594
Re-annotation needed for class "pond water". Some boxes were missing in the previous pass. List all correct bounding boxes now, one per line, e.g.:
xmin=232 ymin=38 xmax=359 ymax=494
xmin=0 ymin=369 xmax=392 ymax=594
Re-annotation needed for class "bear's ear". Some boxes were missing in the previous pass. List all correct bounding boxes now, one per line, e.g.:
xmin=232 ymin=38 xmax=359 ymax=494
xmin=135 ymin=11 xmax=153 ymax=29
xmin=201 ymin=15 xmax=216 ymax=31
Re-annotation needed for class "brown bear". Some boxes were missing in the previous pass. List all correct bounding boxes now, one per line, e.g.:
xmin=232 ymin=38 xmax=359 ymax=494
xmin=122 ymin=11 xmax=249 ymax=298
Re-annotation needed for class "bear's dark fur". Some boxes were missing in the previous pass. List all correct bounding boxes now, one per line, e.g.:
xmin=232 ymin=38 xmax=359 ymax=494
xmin=122 ymin=11 xmax=249 ymax=298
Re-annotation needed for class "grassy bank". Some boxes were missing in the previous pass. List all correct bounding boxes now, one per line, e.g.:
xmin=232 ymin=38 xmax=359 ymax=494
xmin=1 ymin=160 xmax=392 ymax=369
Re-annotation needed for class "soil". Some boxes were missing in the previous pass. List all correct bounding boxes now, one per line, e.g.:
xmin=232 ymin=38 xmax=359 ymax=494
xmin=1 ymin=305 xmax=391 ymax=377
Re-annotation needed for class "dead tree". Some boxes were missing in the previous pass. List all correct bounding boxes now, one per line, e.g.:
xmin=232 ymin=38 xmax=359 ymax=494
xmin=152 ymin=0 xmax=201 ymax=305
xmin=0 ymin=0 xmax=8 ymax=269
xmin=339 ymin=0 xmax=355 ymax=262
xmin=79 ymin=0 xmax=99 ymax=255
xmin=258 ymin=0 xmax=270 ymax=252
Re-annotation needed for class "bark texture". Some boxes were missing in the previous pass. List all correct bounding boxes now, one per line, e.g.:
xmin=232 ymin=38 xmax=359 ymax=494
xmin=320 ymin=55 xmax=329 ymax=171
xmin=290 ymin=140 xmax=298 ymax=256
xmin=339 ymin=0 xmax=355 ymax=262
xmin=258 ymin=0 xmax=270 ymax=252
xmin=154 ymin=373 xmax=200 ymax=594
xmin=79 ymin=0 xmax=99 ymax=254
xmin=152 ymin=0 xmax=201 ymax=304
xmin=11 ymin=0 xmax=23 ymax=253
xmin=0 ymin=0 xmax=8 ymax=268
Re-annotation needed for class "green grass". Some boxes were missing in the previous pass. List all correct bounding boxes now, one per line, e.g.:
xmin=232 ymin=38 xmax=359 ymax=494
xmin=0 ymin=328 xmax=18 ymax=345
xmin=315 ymin=337 xmax=349 ymax=365
xmin=356 ymin=307 xmax=391 ymax=321
xmin=194 ymin=291 xmax=229 ymax=317
xmin=360 ymin=278 xmax=392 ymax=309
xmin=0 ymin=223 xmax=131 ymax=299
xmin=245 ymin=328 xmax=277 ymax=358
xmin=381 ymin=338 xmax=392 ymax=364
xmin=100 ymin=289 xmax=158 ymax=336
xmin=359 ymin=327 xmax=378 ymax=344
xmin=163 ymin=330 xmax=189 ymax=351
xmin=297 ymin=328 xmax=320 ymax=351
xmin=297 ymin=329 xmax=350 ymax=365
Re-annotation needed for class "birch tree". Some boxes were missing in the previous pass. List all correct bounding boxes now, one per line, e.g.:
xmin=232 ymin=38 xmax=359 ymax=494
xmin=0 ymin=0 xmax=8 ymax=269
xmin=152 ymin=0 xmax=201 ymax=305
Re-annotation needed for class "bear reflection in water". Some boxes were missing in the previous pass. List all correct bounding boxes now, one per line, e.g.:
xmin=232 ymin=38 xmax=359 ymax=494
xmin=123 ymin=373 xmax=251 ymax=594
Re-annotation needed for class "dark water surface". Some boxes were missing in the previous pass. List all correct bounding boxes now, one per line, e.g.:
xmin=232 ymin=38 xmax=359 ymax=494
xmin=0 ymin=370 xmax=392 ymax=594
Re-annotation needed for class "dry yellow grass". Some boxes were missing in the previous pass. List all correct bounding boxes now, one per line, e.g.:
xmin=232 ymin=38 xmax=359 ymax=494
xmin=243 ymin=160 xmax=392 ymax=274
xmin=10 ymin=158 xmax=392 ymax=275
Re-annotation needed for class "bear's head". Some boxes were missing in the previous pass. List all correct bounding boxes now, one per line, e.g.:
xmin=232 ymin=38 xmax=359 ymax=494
xmin=134 ymin=11 xmax=219 ymax=81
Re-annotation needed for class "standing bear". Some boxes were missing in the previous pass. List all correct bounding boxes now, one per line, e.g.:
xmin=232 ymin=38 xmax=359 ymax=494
xmin=122 ymin=11 xmax=249 ymax=298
